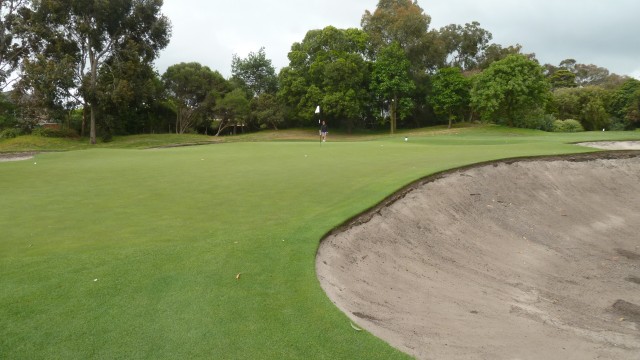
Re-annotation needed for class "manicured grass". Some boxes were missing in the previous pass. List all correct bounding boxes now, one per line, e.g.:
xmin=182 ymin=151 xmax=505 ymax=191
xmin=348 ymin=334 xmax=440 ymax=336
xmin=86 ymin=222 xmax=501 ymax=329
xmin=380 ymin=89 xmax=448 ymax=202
xmin=1 ymin=126 xmax=639 ymax=359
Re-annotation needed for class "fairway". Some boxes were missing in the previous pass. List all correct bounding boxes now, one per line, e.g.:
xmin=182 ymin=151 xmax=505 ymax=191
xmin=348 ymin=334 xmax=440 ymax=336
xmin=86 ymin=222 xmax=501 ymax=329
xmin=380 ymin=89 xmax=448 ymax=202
xmin=1 ymin=129 xmax=639 ymax=358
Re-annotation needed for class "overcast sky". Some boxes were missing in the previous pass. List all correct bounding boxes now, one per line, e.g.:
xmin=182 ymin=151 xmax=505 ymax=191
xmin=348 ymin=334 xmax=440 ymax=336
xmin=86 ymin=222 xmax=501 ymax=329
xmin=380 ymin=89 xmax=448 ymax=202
xmin=155 ymin=0 xmax=640 ymax=79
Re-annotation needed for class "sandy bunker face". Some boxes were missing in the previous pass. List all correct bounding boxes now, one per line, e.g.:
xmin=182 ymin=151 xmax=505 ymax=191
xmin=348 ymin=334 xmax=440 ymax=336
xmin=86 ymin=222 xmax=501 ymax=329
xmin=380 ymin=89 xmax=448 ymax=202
xmin=317 ymin=152 xmax=640 ymax=360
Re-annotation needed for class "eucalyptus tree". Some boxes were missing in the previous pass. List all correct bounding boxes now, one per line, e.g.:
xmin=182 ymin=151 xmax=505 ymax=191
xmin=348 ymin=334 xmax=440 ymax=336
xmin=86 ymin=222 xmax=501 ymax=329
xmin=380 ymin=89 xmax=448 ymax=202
xmin=213 ymin=88 xmax=250 ymax=136
xmin=23 ymin=0 xmax=171 ymax=143
xmin=475 ymin=43 xmax=523 ymax=70
xmin=0 ymin=0 xmax=29 ymax=90
xmin=231 ymin=47 xmax=278 ymax=98
xmin=361 ymin=0 xmax=442 ymax=72
xmin=96 ymin=41 xmax=166 ymax=136
xmin=162 ymin=62 xmax=228 ymax=134
xmin=438 ymin=21 xmax=492 ymax=71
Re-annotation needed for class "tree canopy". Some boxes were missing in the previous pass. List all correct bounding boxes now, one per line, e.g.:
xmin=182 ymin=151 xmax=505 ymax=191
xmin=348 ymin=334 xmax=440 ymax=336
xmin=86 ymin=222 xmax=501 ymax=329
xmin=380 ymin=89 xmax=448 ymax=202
xmin=429 ymin=67 xmax=471 ymax=128
xmin=20 ymin=0 xmax=171 ymax=143
xmin=371 ymin=42 xmax=415 ymax=134
xmin=279 ymin=26 xmax=370 ymax=130
xmin=162 ymin=62 xmax=228 ymax=134
xmin=471 ymin=54 xmax=550 ymax=126
xmin=1 ymin=0 xmax=638 ymax=137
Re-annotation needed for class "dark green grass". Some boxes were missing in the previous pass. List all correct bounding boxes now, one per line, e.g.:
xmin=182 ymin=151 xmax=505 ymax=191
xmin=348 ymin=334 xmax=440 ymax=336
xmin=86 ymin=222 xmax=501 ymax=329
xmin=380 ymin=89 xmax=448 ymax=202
xmin=1 ymin=127 xmax=639 ymax=359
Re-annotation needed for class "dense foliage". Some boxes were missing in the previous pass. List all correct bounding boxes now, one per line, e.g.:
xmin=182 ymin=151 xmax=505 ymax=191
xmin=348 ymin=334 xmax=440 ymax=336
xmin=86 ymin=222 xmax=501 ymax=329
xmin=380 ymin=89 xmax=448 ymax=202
xmin=1 ymin=0 xmax=637 ymax=142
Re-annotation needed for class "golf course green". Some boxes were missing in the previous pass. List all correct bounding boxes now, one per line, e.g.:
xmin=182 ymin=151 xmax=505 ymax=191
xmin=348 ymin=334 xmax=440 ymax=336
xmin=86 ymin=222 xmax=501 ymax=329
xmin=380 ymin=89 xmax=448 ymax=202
xmin=1 ymin=126 xmax=639 ymax=359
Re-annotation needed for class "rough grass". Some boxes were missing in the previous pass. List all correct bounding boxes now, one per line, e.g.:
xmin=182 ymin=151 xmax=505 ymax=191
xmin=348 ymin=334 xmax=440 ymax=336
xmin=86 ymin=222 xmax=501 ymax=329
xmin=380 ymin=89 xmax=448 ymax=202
xmin=1 ymin=126 xmax=639 ymax=359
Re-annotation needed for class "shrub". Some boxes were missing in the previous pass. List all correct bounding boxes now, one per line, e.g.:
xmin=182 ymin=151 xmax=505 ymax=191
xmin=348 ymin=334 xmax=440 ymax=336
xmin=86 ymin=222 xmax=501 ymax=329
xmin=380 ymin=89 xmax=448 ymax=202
xmin=553 ymin=119 xmax=584 ymax=132
xmin=609 ymin=117 xmax=631 ymax=131
xmin=0 ymin=128 xmax=22 ymax=139
xmin=523 ymin=113 xmax=555 ymax=132
xmin=32 ymin=127 xmax=79 ymax=138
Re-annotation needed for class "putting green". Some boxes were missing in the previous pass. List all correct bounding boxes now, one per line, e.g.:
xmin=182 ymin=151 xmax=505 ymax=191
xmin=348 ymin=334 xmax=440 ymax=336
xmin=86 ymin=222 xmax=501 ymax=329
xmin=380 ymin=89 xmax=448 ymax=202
xmin=1 ymin=129 xmax=638 ymax=359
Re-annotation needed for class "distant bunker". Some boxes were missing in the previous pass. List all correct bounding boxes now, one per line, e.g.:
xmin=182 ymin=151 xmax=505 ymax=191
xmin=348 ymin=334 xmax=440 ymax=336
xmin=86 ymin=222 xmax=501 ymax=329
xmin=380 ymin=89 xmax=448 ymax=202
xmin=317 ymin=149 xmax=640 ymax=359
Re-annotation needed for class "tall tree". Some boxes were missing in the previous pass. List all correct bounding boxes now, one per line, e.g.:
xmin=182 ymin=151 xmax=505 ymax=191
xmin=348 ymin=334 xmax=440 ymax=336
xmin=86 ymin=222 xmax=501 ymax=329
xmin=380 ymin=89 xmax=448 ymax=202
xmin=0 ymin=0 xmax=29 ymax=90
xmin=162 ymin=62 xmax=228 ymax=134
xmin=429 ymin=67 xmax=471 ymax=128
xmin=475 ymin=43 xmax=523 ymax=70
xmin=471 ymin=54 xmax=550 ymax=126
xmin=24 ymin=0 xmax=170 ymax=143
xmin=279 ymin=26 xmax=371 ymax=129
xmin=361 ymin=0 xmax=441 ymax=72
xmin=438 ymin=21 xmax=492 ymax=71
xmin=609 ymin=78 xmax=640 ymax=128
xmin=251 ymin=93 xmax=284 ymax=130
xmin=96 ymin=39 xmax=167 ymax=136
xmin=213 ymin=88 xmax=250 ymax=136
xmin=231 ymin=47 xmax=278 ymax=98
xmin=371 ymin=42 xmax=415 ymax=134
xmin=548 ymin=69 xmax=577 ymax=89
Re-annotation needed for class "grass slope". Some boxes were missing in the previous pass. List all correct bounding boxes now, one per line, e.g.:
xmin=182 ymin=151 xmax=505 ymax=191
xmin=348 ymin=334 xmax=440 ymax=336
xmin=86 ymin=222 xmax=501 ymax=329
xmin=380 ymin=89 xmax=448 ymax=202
xmin=1 ymin=127 xmax=639 ymax=359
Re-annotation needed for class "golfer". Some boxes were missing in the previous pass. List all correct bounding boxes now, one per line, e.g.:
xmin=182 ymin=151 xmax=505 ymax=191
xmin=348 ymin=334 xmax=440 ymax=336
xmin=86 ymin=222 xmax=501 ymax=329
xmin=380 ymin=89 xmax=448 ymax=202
xmin=320 ymin=120 xmax=328 ymax=142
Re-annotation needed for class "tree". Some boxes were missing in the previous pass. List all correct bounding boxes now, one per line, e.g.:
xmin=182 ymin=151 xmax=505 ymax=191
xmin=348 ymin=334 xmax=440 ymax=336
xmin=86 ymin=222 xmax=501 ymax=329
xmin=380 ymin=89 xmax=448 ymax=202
xmin=371 ymin=42 xmax=415 ymax=134
xmin=429 ymin=67 xmax=471 ymax=128
xmin=580 ymin=92 xmax=609 ymax=130
xmin=361 ymin=0 xmax=439 ymax=71
xmin=551 ymin=87 xmax=580 ymax=120
xmin=548 ymin=69 xmax=576 ymax=89
xmin=556 ymin=59 xmax=611 ymax=87
xmin=213 ymin=88 xmax=249 ymax=136
xmin=25 ymin=0 xmax=171 ymax=144
xmin=438 ymin=21 xmax=492 ymax=71
xmin=573 ymin=63 xmax=610 ymax=87
xmin=96 ymin=40 xmax=167 ymax=136
xmin=551 ymin=86 xmax=612 ymax=130
xmin=471 ymin=54 xmax=550 ymax=126
xmin=231 ymin=47 xmax=278 ymax=98
xmin=609 ymin=78 xmax=640 ymax=128
xmin=251 ymin=93 xmax=284 ymax=130
xmin=475 ymin=43 xmax=522 ymax=70
xmin=162 ymin=62 xmax=228 ymax=134
xmin=279 ymin=26 xmax=371 ymax=130
xmin=0 ymin=0 xmax=29 ymax=90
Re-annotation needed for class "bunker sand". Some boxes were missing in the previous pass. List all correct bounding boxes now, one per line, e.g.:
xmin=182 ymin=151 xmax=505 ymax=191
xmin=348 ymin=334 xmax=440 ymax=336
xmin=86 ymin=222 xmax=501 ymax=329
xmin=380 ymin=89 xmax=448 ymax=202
xmin=317 ymin=151 xmax=640 ymax=360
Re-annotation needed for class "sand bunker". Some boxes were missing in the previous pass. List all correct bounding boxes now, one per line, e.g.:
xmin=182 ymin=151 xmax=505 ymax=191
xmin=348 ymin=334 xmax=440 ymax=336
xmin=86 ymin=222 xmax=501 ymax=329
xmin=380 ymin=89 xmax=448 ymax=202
xmin=578 ymin=141 xmax=640 ymax=150
xmin=317 ymin=152 xmax=640 ymax=359
xmin=0 ymin=152 xmax=35 ymax=162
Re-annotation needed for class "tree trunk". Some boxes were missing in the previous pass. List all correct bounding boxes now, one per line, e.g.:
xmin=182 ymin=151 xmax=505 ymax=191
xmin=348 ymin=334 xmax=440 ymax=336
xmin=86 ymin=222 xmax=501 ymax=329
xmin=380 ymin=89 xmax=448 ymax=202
xmin=89 ymin=51 xmax=97 ymax=144
xmin=390 ymin=96 xmax=397 ymax=135
xmin=81 ymin=105 xmax=86 ymax=137
xmin=175 ymin=109 xmax=180 ymax=134
xmin=90 ymin=104 xmax=96 ymax=144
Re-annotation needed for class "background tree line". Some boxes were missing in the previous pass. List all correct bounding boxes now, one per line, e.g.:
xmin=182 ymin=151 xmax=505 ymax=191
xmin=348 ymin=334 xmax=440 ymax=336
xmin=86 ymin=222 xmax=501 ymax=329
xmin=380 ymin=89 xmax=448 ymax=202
xmin=1 ymin=0 xmax=639 ymax=142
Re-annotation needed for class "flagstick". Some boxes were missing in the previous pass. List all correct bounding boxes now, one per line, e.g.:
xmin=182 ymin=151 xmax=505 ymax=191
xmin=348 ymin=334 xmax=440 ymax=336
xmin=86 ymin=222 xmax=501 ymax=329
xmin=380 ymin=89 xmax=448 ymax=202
xmin=315 ymin=105 xmax=321 ymax=147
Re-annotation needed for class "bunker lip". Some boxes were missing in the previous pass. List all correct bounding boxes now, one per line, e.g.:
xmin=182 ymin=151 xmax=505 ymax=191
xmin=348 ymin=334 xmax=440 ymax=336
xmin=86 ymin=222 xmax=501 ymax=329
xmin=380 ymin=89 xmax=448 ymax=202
xmin=316 ymin=150 xmax=640 ymax=360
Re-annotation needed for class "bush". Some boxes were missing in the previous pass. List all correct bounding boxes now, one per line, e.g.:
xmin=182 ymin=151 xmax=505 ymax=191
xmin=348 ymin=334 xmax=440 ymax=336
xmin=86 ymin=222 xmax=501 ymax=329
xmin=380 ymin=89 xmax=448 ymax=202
xmin=523 ymin=113 xmax=555 ymax=132
xmin=0 ymin=128 xmax=22 ymax=139
xmin=32 ymin=127 xmax=79 ymax=138
xmin=553 ymin=119 xmax=584 ymax=132
xmin=609 ymin=117 xmax=631 ymax=131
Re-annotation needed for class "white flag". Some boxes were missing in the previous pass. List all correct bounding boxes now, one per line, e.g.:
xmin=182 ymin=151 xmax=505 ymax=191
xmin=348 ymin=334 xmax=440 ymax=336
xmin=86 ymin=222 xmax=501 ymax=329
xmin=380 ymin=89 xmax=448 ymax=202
xmin=315 ymin=105 xmax=320 ymax=114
